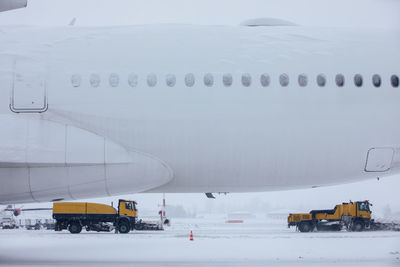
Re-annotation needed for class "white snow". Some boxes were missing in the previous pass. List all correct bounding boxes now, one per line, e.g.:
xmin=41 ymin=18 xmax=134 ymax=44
xmin=0 ymin=217 xmax=399 ymax=266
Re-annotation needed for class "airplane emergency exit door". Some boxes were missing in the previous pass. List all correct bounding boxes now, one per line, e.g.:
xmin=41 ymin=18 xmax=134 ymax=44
xmin=10 ymin=58 xmax=48 ymax=113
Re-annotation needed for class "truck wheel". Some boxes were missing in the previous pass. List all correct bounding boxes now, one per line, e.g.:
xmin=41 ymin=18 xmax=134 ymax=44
xmin=352 ymin=221 xmax=365 ymax=232
xmin=118 ymin=222 xmax=130 ymax=234
xmin=69 ymin=222 xmax=82 ymax=234
xmin=55 ymin=222 xmax=62 ymax=231
xmin=298 ymin=222 xmax=312 ymax=232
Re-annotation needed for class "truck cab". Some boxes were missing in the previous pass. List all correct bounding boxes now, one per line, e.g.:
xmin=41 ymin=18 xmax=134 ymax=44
xmin=356 ymin=201 xmax=371 ymax=218
xmin=118 ymin=199 xmax=137 ymax=217
xmin=115 ymin=199 xmax=137 ymax=233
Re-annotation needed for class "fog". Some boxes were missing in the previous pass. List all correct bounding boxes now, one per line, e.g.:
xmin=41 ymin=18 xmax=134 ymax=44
xmin=113 ymin=175 xmax=400 ymax=219
xmin=15 ymin=175 xmax=400 ymax=221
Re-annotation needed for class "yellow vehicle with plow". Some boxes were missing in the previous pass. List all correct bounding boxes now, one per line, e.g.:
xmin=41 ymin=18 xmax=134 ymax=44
xmin=53 ymin=199 xmax=163 ymax=234
xmin=288 ymin=200 xmax=374 ymax=232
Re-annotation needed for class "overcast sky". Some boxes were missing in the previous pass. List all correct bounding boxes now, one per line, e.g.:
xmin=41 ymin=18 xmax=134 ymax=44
xmin=2 ymin=0 xmax=399 ymax=218
xmin=0 ymin=0 xmax=399 ymax=28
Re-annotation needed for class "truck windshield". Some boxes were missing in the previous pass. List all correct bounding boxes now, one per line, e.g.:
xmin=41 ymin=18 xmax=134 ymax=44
xmin=125 ymin=202 xmax=133 ymax=211
xmin=359 ymin=202 xmax=370 ymax=211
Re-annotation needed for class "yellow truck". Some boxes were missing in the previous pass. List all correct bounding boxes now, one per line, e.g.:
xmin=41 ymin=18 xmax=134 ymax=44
xmin=53 ymin=199 xmax=138 ymax=234
xmin=288 ymin=200 xmax=373 ymax=232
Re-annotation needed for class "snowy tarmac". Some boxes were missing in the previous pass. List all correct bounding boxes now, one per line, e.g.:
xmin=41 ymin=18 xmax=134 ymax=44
xmin=0 ymin=217 xmax=399 ymax=267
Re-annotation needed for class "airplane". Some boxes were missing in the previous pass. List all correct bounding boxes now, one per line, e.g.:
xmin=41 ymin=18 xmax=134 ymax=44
xmin=0 ymin=2 xmax=399 ymax=204
xmin=2 ymin=204 xmax=51 ymax=216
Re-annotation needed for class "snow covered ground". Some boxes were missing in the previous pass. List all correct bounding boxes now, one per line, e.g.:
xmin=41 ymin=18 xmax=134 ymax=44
xmin=2 ymin=176 xmax=400 ymax=266
xmin=0 ymin=217 xmax=399 ymax=266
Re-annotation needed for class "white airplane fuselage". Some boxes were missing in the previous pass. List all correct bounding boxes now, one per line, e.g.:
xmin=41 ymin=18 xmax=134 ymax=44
xmin=0 ymin=24 xmax=399 ymax=204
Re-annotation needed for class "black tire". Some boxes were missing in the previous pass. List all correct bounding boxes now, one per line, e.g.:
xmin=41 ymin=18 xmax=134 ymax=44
xmin=68 ymin=222 xmax=82 ymax=234
xmin=352 ymin=221 xmax=365 ymax=232
xmin=55 ymin=222 xmax=62 ymax=231
xmin=298 ymin=221 xmax=312 ymax=232
xmin=118 ymin=222 xmax=130 ymax=234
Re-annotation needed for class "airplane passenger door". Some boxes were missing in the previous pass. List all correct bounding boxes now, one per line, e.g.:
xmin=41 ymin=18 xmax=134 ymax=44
xmin=10 ymin=58 xmax=48 ymax=113
xmin=365 ymin=148 xmax=394 ymax=172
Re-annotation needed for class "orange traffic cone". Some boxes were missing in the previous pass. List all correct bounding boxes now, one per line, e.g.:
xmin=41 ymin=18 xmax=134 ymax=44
xmin=189 ymin=230 xmax=194 ymax=241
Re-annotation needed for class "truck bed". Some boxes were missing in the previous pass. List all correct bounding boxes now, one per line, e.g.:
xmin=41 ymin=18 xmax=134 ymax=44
xmin=53 ymin=202 xmax=117 ymax=223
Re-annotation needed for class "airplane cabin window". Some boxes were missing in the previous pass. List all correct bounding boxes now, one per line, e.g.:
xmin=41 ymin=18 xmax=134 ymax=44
xmin=280 ymin=74 xmax=289 ymax=87
xmin=147 ymin=73 xmax=157 ymax=87
xmin=391 ymin=75 xmax=399 ymax=88
xmin=260 ymin=74 xmax=270 ymax=87
xmin=223 ymin=73 xmax=233 ymax=87
xmin=109 ymin=73 xmax=119 ymax=87
xmin=354 ymin=74 xmax=363 ymax=87
xmin=90 ymin=74 xmax=100 ymax=88
xmin=335 ymin=74 xmax=345 ymax=87
xmin=298 ymin=74 xmax=307 ymax=87
xmin=241 ymin=73 xmax=252 ymax=87
xmin=128 ymin=73 xmax=138 ymax=87
xmin=185 ymin=73 xmax=195 ymax=87
xmin=71 ymin=74 xmax=81 ymax=87
xmin=166 ymin=74 xmax=176 ymax=87
xmin=317 ymin=74 xmax=326 ymax=87
xmin=372 ymin=74 xmax=381 ymax=87
xmin=204 ymin=73 xmax=214 ymax=87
